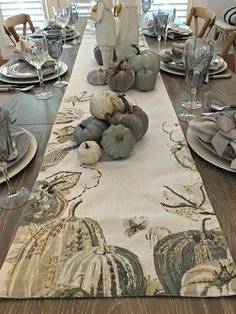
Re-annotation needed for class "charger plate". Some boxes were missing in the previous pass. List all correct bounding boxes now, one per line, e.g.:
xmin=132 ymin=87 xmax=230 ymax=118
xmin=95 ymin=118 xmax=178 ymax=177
xmin=0 ymin=128 xmax=38 ymax=184
xmin=186 ymin=127 xmax=236 ymax=173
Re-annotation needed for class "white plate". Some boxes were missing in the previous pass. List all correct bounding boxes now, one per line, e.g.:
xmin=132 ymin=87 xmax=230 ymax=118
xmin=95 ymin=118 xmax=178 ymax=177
xmin=0 ymin=128 xmax=38 ymax=184
xmin=0 ymin=59 xmax=56 ymax=79
xmin=186 ymin=127 xmax=236 ymax=173
xmin=160 ymin=60 xmax=228 ymax=76
xmin=0 ymin=62 xmax=68 ymax=85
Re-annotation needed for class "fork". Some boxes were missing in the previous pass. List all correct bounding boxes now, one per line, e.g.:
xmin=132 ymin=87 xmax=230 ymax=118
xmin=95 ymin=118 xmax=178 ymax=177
xmin=0 ymin=85 xmax=34 ymax=92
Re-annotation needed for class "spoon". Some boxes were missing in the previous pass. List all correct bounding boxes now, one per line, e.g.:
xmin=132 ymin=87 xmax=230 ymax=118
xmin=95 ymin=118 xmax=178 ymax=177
xmin=0 ymin=85 xmax=35 ymax=92
xmin=209 ymin=103 xmax=236 ymax=111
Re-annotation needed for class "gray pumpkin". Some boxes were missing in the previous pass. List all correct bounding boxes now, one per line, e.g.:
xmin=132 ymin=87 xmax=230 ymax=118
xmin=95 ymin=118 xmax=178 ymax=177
xmin=87 ymin=68 xmax=107 ymax=85
xmin=106 ymin=60 xmax=135 ymax=92
xmin=93 ymin=46 xmax=117 ymax=66
xmin=74 ymin=116 xmax=108 ymax=145
xmin=134 ymin=67 xmax=157 ymax=91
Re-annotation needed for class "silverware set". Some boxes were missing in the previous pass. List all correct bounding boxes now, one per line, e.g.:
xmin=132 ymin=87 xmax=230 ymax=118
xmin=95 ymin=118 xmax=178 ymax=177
xmin=0 ymin=84 xmax=35 ymax=92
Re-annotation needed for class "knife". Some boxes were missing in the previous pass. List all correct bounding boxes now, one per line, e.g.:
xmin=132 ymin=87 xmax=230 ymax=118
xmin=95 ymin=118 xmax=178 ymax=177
xmin=209 ymin=73 xmax=232 ymax=79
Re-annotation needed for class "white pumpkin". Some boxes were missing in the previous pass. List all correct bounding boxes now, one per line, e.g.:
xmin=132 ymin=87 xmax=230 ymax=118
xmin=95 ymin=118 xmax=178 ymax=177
xmin=77 ymin=141 xmax=102 ymax=165
xmin=90 ymin=91 xmax=124 ymax=120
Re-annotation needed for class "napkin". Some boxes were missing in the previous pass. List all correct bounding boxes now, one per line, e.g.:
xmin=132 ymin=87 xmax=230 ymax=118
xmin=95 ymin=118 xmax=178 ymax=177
xmin=189 ymin=111 xmax=236 ymax=168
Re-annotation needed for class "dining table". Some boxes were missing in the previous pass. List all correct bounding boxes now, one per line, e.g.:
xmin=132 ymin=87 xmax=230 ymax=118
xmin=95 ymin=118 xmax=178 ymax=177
xmin=0 ymin=18 xmax=236 ymax=314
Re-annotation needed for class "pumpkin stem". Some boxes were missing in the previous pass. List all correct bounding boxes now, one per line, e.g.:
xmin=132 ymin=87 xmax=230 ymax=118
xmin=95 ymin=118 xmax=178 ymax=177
xmin=67 ymin=200 xmax=83 ymax=219
xmin=110 ymin=59 xmax=126 ymax=77
xmin=118 ymin=94 xmax=131 ymax=113
xmin=202 ymin=218 xmax=211 ymax=238
xmin=85 ymin=142 xmax=89 ymax=149
xmin=131 ymin=43 xmax=141 ymax=55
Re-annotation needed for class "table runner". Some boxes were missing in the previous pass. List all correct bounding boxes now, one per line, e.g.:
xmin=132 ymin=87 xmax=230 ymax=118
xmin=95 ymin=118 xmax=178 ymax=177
xmin=0 ymin=20 xmax=236 ymax=299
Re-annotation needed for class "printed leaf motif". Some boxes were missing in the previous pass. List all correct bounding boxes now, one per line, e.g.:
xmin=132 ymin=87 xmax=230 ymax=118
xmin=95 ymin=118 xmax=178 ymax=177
xmin=53 ymin=126 xmax=75 ymax=143
xmin=41 ymin=142 xmax=79 ymax=171
xmin=162 ymin=122 xmax=197 ymax=171
xmin=181 ymin=259 xmax=236 ymax=297
xmin=123 ymin=217 xmax=148 ymax=237
xmin=45 ymin=171 xmax=82 ymax=195
xmin=55 ymin=108 xmax=84 ymax=125
xmin=63 ymin=91 xmax=94 ymax=104
xmin=161 ymin=182 xmax=215 ymax=221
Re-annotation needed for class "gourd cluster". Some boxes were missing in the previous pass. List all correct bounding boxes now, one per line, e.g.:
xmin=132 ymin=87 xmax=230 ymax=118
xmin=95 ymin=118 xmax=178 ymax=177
xmin=74 ymin=91 xmax=149 ymax=164
xmin=87 ymin=45 xmax=160 ymax=92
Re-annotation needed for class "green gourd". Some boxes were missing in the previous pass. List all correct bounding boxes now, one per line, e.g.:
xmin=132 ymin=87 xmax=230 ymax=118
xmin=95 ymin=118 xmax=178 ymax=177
xmin=106 ymin=60 xmax=135 ymax=92
xmin=87 ymin=68 xmax=107 ymax=85
xmin=101 ymin=124 xmax=135 ymax=159
xmin=134 ymin=67 xmax=157 ymax=91
xmin=127 ymin=44 xmax=160 ymax=74
xmin=74 ymin=116 xmax=108 ymax=145
xmin=108 ymin=95 xmax=149 ymax=141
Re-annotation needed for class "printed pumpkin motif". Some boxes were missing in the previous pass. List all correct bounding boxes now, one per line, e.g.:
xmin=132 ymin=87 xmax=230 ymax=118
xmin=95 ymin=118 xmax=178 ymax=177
xmin=153 ymin=218 xmax=228 ymax=294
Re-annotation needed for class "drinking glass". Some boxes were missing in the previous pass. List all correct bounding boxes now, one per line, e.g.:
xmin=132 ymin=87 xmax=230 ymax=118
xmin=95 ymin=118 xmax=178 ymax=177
xmin=53 ymin=6 xmax=71 ymax=49
xmin=0 ymin=108 xmax=30 ymax=210
xmin=179 ymin=38 xmax=215 ymax=122
xmin=66 ymin=4 xmax=80 ymax=45
xmin=164 ymin=7 xmax=176 ymax=49
xmin=43 ymin=29 xmax=68 ymax=88
xmin=152 ymin=10 xmax=169 ymax=53
xmin=20 ymin=34 xmax=54 ymax=100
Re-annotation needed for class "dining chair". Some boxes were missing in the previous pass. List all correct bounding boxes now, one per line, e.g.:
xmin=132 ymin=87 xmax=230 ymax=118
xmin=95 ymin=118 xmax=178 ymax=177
xmin=186 ymin=6 xmax=216 ymax=38
xmin=3 ymin=13 xmax=36 ymax=45
xmin=214 ymin=19 xmax=236 ymax=73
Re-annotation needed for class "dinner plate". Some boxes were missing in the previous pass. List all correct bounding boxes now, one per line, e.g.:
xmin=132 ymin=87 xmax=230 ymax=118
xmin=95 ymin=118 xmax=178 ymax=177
xmin=65 ymin=31 xmax=80 ymax=41
xmin=7 ymin=126 xmax=30 ymax=169
xmin=0 ymin=59 xmax=56 ymax=79
xmin=160 ymin=60 xmax=228 ymax=76
xmin=0 ymin=128 xmax=38 ymax=184
xmin=0 ymin=62 xmax=68 ymax=85
xmin=186 ymin=127 xmax=236 ymax=173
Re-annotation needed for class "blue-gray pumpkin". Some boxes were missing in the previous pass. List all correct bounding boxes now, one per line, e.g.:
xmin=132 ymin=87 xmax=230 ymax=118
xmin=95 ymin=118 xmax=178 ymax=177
xmin=134 ymin=67 xmax=157 ymax=91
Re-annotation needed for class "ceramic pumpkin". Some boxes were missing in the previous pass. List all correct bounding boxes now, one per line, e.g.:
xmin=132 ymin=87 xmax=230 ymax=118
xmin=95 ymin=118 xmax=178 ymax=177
xmin=108 ymin=95 xmax=149 ymax=141
xmin=60 ymin=244 xmax=146 ymax=297
xmin=74 ymin=116 xmax=108 ymax=145
xmin=90 ymin=91 xmax=124 ymax=120
xmin=101 ymin=124 xmax=135 ymax=159
xmin=106 ymin=60 xmax=135 ymax=92
xmin=153 ymin=218 xmax=228 ymax=295
xmin=127 ymin=44 xmax=160 ymax=74
xmin=93 ymin=45 xmax=117 ymax=66
xmin=87 ymin=68 xmax=107 ymax=85
xmin=77 ymin=141 xmax=102 ymax=164
xmin=134 ymin=67 xmax=157 ymax=91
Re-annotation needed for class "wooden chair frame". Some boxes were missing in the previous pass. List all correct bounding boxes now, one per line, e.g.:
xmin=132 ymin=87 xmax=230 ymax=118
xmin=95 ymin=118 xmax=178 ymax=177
xmin=186 ymin=6 xmax=216 ymax=38
xmin=3 ymin=13 xmax=35 ymax=45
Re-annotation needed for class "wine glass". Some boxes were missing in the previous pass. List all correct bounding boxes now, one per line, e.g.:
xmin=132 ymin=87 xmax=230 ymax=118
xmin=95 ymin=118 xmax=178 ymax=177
xmin=52 ymin=6 xmax=71 ymax=49
xmin=140 ymin=0 xmax=154 ymax=29
xmin=20 ymin=34 xmax=54 ymax=100
xmin=179 ymin=38 xmax=215 ymax=122
xmin=66 ymin=4 xmax=80 ymax=45
xmin=164 ymin=7 xmax=176 ymax=49
xmin=0 ymin=108 xmax=30 ymax=210
xmin=43 ymin=29 xmax=68 ymax=88
xmin=152 ymin=10 xmax=169 ymax=53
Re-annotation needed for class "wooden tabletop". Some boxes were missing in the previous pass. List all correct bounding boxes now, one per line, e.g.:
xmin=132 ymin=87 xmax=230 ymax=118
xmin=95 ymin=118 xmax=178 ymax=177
xmin=1 ymin=22 xmax=236 ymax=313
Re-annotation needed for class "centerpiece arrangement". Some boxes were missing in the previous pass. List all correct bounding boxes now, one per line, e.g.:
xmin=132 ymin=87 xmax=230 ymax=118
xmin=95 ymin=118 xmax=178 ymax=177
xmin=74 ymin=91 xmax=149 ymax=164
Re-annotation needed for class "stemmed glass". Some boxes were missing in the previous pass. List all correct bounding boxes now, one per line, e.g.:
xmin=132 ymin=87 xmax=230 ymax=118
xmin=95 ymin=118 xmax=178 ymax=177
xmin=164 ymin=7 xmax=176 ymax=49
xmin=52 ymin=6 xmax=71 ymax=49
xmin=140 ymin=0 xmax=154 ymax=29
xmin=0 ymin=108 xmax=30 ymax=209
xmin=44 ymin=29 xmax=68 ymax=88
xmin=20 ymin=34 xmax=54 ymax=100
xmin=66 ymin=4 xmax=80 ymax=45
xmin=152 ymin=10 xmax=169 ymax=53
xmin=179 ymin=38 xmax=215 ymax=122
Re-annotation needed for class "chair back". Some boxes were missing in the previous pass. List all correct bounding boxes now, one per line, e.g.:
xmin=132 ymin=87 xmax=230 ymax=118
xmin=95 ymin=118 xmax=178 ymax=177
xmin=3 ymin=13 xmax=36 ymax=45
xmin=186 ymin=7 xmax=216 ymax=38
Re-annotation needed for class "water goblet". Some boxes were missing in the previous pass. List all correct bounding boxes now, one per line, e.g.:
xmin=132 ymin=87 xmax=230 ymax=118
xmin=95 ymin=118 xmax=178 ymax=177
xmin=20 ymin=34 xmax=54 ymax=100
xmin=179 ymin=38 xmax=215 ymax=123
xmin=66 ymin=4 xmax=80 ymax=45
xmin=164 ymin=6 xmax=176 ymax=49
xmin=43 ymin=29 xmax=68 ymax=88
xmin=0 ymin=108 xmax=30 ymax=210
xmin=53 ymin=6 xmax=71 ymax=49
xmin=152 ymin=10 xmax=169 ymax=54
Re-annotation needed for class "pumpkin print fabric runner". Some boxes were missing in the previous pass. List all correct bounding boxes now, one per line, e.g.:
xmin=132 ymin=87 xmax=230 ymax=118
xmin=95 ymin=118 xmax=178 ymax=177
xmin=0 ymin=20 xmax=236 ymax=299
